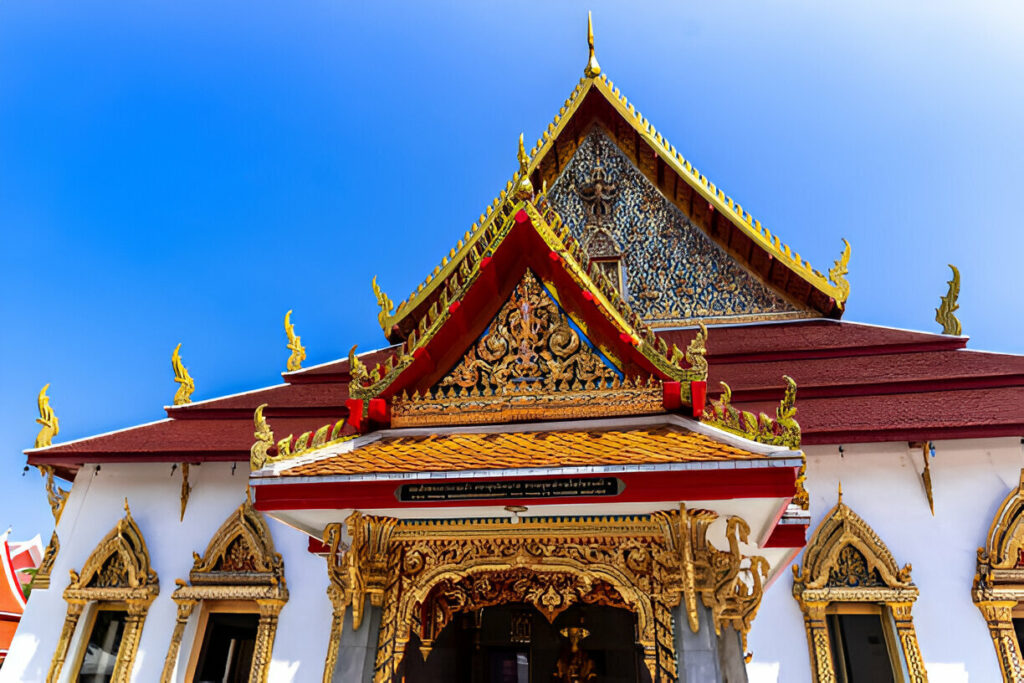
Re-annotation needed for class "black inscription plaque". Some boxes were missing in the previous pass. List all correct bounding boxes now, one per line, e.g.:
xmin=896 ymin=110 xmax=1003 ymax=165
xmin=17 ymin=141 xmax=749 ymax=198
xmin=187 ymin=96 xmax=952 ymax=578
xmin=397 ymin=477 xmax=624 ymax=503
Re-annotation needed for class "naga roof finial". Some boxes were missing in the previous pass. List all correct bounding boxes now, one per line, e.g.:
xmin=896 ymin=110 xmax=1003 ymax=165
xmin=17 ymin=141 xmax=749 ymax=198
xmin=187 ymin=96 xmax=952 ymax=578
xmin=284 ymin=310 xmax=306 ymax=371
xmin=935 ymin=264 xmax=962 ymax=336
xmin=515 ymin=133 xmax=534 ymax=200
xmin=172 ymin=343 xmax=195 ymax=405
xmin=35 ymin=383 xmax=59 ymax=449
xmin=584 ymin=11 xmax=601 ymax=78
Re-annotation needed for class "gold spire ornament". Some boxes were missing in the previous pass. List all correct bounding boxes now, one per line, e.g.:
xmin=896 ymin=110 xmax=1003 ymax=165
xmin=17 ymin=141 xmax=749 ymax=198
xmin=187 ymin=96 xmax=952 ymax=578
xmin=828 ymin=239 xmax=851 ymax=304
xmin=171 ymin=343 xmax=195 ymax=405
xmin=284 ymin=310 xmax=306 ymax=371
xmin=935 ymin=264 xmax=962 ymax=336
xmin=584 ymin=11 xmax=601 ymax=78
xmin=515 ymin=134 xmax=534 ymax=200
xmin=34 ymin=383 xmax=59 ymax=448
xmin=372 ymin=276 xmax=395 ymax=331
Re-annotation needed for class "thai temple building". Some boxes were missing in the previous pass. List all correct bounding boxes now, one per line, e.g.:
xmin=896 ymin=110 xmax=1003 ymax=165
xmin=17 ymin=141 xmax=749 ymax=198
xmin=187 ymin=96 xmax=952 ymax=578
xmin=7 ymin=16 xmax=1024 ymax=683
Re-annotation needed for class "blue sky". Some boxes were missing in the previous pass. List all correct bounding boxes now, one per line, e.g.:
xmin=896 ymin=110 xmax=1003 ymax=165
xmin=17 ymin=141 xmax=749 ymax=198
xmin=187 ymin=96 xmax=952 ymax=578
xmin=2 ymin=1 xmax=1023 ymax=539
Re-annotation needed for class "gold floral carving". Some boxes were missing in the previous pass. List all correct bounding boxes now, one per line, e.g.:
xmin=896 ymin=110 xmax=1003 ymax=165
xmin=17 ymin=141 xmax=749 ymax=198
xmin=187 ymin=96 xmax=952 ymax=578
xmin=793 ymin=494 xmax=926 ymax=683
xmin=35 ymin=383 xmax=59 ymax=448
xmin=164 ymin=490 xmax=287 ymax=683
xmin=34 ymin=531 xmax=59 ymax=591
xmin=704 ymin=376 xmax=801 ymax=450
xmin=171 ymin=343 xmax=195 ymax=405
xmin=48 ymin=500 xmax=158 ymax=683
xmin=249 ymin=402 xmax=351 ymax=470
xmin=974 ymin=469 xmax=1024 ymax=681
xmin=439 ymin=270 xmax=619 ymax=392
xmin=284 ymin=309 xmax=306 ymax=371
xmin=935 ymin=264 xmax=962 ymax=336
xmin=318 ymin=508 xmax=768 ymax=683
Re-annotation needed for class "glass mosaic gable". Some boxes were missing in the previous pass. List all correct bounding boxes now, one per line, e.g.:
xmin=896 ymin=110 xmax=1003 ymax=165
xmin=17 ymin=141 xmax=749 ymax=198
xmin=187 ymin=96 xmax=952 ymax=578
xmin=548 ymin=127 xmax=813 ymax=326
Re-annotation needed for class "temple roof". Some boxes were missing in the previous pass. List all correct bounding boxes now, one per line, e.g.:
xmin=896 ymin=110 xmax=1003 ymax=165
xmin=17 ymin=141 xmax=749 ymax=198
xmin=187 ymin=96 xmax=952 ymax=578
xmin=28 ymin=319 xmax=1024 ymax=480
xmin=261 ymin=420 xmax=772 ymax=479
xmin=380 ymin=69 xmax=850 ymax=339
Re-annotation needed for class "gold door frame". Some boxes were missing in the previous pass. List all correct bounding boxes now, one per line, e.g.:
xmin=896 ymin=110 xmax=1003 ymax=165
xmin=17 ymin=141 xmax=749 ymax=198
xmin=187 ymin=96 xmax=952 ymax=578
xmin=793 ymin=493 xmax=927 ymax=682
xmin=974 ymin=469 xmax=1024 ymax=681
xmin=161 ymin=491 xmax=288 ymax=683
xmin=321 ymin=507 xmax=770 ymax=683
xmin=47 ymin=500 xmax=158 ymax=683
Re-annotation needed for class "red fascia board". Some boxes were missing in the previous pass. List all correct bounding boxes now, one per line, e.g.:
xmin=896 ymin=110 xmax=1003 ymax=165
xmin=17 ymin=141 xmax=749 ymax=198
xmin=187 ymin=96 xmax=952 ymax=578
xmin=252 ymin=466 xmax=798 ymax=512
xmin=764 ymin=523 xmax=808 ymax=548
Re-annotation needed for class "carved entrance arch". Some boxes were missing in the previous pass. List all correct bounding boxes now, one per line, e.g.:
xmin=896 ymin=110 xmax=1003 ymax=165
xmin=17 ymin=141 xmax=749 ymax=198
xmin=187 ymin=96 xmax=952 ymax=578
xmin=161 ymin=490 xmax=288 ymax=683
xmin=47 ymin=500 xmax=158 ymax=683
xmin=320 ymin=508 xmax=769 ymax=683
xmin=974 ymin=470 xmax=1024 ymax=681
xmin=377 ymin=521 xmax=675 ymax=683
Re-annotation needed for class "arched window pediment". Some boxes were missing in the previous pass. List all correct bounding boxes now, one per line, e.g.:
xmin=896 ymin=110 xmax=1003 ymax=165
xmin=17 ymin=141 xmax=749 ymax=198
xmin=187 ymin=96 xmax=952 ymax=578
xmin=68 ymin=499 xmax=157 ymax=594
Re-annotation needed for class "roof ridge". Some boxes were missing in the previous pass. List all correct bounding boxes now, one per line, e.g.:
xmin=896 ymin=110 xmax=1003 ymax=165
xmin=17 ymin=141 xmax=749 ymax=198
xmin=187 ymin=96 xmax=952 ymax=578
xmin=522 ymin=74 xmax=851 ymax=309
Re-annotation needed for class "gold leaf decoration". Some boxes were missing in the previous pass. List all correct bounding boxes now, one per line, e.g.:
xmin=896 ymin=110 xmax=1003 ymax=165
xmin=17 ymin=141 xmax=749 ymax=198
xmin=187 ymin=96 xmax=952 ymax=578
xmin=35 ymin=383 xmax=59 ymax=448
xmin=284 ymin=310 xmax=306 ymax=371
xmin=171 ymin=343 xmax=194 ymax=405
xmin=935 ymin=264 xmax=962 ymax=336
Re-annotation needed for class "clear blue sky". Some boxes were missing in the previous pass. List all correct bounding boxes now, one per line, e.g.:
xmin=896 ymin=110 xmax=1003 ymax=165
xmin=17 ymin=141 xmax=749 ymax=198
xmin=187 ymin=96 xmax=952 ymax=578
xmin=2 ymin=1 xmax=1023 ymax=538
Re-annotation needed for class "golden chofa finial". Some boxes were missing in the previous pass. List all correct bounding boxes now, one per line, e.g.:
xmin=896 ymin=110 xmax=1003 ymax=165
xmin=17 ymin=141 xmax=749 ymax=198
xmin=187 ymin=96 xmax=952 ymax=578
xmin=935 ymin=264 xmax=962 ymax=336
xmin=284 ymin=310 xmax=306 ymax=371
xmin=515 ymin=133 xmax=534 ymax=200
xmin=372 ymin=276 xmax=394 ymax=330
xmin=35 ymin=384 xmax=59 ymax=448
xmin=171 ymin=343 xmax=195 ymax=405
xmin=584 ymin=11 xmax=601 ymax=78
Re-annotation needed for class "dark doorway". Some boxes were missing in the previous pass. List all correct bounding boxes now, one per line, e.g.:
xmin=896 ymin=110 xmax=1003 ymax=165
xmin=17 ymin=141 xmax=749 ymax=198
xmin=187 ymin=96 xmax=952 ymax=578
xmin=401 ymin=603 xmax=647 ymax=683
xmin=826 ymin=613 xmax=898 ymax=683
xmin=192 ymin=612 xmax=259 ymax=683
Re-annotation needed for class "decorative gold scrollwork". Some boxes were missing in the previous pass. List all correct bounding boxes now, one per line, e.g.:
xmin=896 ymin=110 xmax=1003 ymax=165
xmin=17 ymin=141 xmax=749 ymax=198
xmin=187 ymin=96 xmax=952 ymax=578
xmin=35 ymin=383 xmax=59 ymax=448
xmin=793 ymin=492 xmax=926 ymax=683
xmin=163 ymin=490 xmax=287 ymax=683
xmin=284 ymin=309 xmax=306 ymax=371
xmin=48 ymin=500 xmax=158 ymax=683
xmin=317 ymin=509 xmax=769 ymax=683
xmin=171 ymin=343 xmax=195 ymax=405
xmin=974 ymin=470 xmax=1024 ymax=681
xmin=704 ymin=376 xmax=801 ymax=449
xmin=935 ymin=264 xmax=962 ymax=336
xmin=828 ymin=239 xmax=851 ymax=305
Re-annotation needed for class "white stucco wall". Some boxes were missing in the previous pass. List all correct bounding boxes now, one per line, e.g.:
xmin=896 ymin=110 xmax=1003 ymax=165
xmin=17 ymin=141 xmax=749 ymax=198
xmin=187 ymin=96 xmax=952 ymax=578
xmin=747 ymin=437 xmax=1024 ymax=683
xmin=5 ymin=436 xmax=1022 ymax=682
xmin=0 ymin=461 xmax=334 ymax=683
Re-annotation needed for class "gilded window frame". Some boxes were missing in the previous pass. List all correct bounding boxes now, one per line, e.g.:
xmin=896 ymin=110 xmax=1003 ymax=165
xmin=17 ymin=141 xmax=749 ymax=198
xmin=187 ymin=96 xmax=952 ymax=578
xmin=160 ymin=491 xmax=287 ymax=683
xmin=973 ymin=469 xmax=1024 ymax=682
xmin=47 ymin=500 xmax=158 ymax=683
xmin=792 ymin=495 xmax=927 ymax=683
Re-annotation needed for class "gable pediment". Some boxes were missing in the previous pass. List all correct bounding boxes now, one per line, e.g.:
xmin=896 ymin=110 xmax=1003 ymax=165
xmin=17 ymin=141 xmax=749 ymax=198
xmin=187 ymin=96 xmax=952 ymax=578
xmin=549 ymin=127 xmax=812 ymax=326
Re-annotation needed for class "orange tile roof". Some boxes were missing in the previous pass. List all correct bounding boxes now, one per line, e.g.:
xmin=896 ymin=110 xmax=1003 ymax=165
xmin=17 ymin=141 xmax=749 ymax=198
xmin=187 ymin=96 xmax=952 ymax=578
xmin=281 ymin=425 xmax=761 ymax=477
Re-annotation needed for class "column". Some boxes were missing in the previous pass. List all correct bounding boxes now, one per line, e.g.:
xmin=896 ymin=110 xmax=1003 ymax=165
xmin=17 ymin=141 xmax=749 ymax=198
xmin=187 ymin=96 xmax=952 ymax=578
xmin=160 ymin=599 xmax=197 ymax=683
xmin=977 ymin=600 xmax=1024 ymax=683
xmin=716 ymin=626 xmax=749 ymax=683
xmin=45 ymin=601 xmax=84 ymax=683
xmin=252 ymin=599 xmax=284 ymax=683
xmin=327 ymin=605 xmax=383 ymax=683
xmin=802 ymin=601 xmax=836 ymax=683
xmin=888 ymin=602 xmax=927 ymax=683
xmin=674 ymin=603 xmax=722 ymax=683
xmin=112 ymin=600 xmax=151 ymax=683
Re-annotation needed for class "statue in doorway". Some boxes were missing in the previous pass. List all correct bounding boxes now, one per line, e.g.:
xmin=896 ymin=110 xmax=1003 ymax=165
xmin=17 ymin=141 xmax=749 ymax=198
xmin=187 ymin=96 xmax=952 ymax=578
xmin=552 ymin=626 xmax=597 ymax=683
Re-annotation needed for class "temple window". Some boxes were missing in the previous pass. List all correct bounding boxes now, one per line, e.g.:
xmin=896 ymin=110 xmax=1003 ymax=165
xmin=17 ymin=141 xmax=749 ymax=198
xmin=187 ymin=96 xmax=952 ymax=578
xmin=592 ymin=257 xmax=624 ymax=295
xmin=973 ymin=470 xmax=1024 ymax=681
xmin=190 ymin=608 xmax=260 ymax=682
xmin=161 ymin=492 xmax=287 ymax=683
xmin=793 ymin=491 xmax=926 ymax=683
xmin=47 ymin=501 xmax=158 ymax=683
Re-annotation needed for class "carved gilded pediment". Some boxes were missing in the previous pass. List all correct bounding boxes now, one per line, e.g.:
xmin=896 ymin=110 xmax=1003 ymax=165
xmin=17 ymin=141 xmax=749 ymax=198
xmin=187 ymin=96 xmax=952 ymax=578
xmin=188 ymin=490 xmax=284 ymax=586
xmin=67 ymin=499 xmax=157 ymax=595
xmin=793 ymin=495 xmax=915 ymax=601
